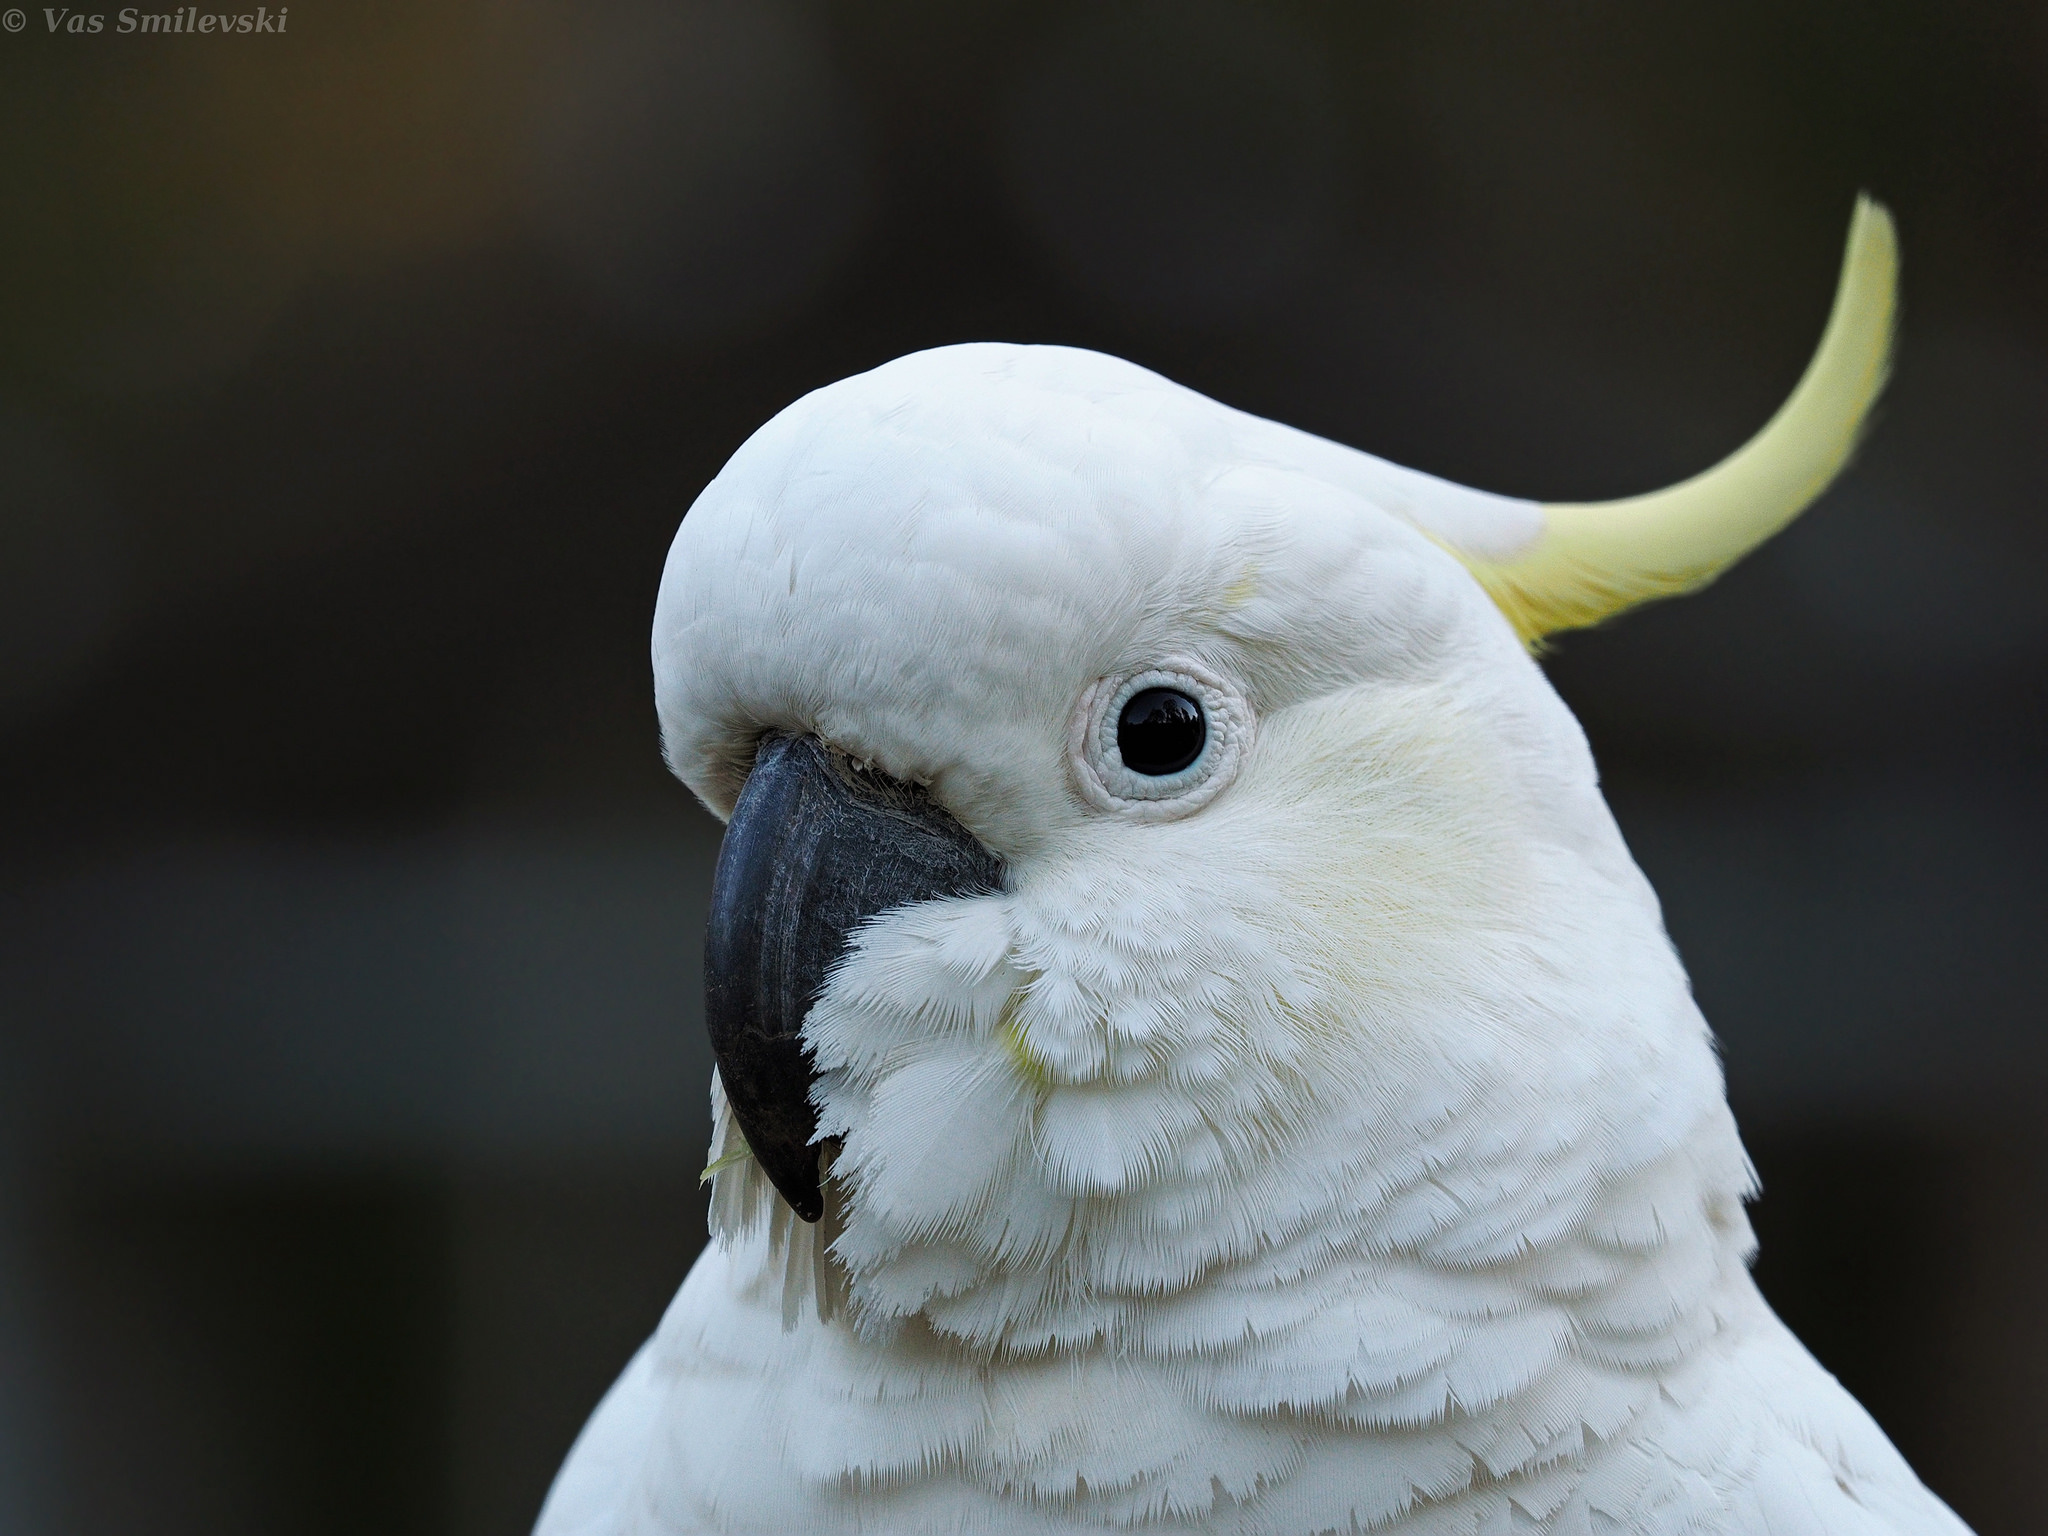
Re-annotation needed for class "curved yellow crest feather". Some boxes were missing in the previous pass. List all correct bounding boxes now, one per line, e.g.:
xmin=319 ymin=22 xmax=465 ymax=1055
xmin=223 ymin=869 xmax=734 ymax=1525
xmin=1457 ymin=196 xmax=1899 ymax=644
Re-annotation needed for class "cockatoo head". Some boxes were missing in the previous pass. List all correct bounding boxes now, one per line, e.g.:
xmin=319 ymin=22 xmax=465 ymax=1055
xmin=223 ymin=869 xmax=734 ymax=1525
xmin=652 ymin=203 xmax=1894 ymax=1340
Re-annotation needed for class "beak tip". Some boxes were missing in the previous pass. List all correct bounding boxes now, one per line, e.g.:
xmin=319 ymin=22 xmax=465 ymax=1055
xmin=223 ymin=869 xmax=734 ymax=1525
xmin=754 ymin=1134 xmax=827 ymax=1223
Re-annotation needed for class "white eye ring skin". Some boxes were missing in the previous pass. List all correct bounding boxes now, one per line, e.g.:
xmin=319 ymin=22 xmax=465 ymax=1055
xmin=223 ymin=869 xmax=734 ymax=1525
xmin=1067 ymin=657 xmax=1256 ymax=822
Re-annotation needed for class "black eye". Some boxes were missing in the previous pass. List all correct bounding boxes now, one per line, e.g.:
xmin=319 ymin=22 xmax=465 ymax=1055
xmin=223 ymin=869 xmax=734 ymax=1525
xmin=1117 ymin=688 xmax=1206 ymax=776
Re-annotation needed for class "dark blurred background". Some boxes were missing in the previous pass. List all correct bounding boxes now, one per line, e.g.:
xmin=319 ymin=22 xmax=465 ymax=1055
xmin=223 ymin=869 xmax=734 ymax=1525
xmin=0 ymin=1 xmax=2042 ymax=1531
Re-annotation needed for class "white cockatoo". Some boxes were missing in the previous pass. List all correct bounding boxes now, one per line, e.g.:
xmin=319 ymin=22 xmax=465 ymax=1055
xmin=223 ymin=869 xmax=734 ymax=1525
xmin=536 ymin=198 xmax=1973 ymax=1535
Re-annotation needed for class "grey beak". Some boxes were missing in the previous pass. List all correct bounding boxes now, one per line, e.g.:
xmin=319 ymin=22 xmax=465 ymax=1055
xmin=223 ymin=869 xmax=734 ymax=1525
xmin=704 ymin=733 xmax=1003 ymax=1221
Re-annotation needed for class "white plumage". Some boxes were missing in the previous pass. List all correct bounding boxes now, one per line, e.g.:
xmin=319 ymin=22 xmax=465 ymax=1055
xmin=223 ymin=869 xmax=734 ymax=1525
xmin=537 ymin=206 xmax=1967 ymax=1535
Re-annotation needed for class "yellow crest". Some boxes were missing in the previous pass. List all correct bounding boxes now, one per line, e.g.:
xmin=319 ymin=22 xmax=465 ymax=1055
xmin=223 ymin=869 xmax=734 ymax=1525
xmin=1455 ymin=196 xmax=1898 ymax=644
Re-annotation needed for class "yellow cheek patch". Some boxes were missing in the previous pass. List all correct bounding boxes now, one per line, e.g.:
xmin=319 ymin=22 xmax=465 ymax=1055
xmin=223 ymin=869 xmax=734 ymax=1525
xmin=997 ymin=989 xmax=1054 ymax=1090
xmin=1220 ymin=562 xmax=1260 ymax=611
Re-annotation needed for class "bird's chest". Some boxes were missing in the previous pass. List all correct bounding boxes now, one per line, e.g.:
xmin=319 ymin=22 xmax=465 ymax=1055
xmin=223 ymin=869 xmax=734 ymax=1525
xmin=637 ymin=1232 xmax=1778 ymax=1536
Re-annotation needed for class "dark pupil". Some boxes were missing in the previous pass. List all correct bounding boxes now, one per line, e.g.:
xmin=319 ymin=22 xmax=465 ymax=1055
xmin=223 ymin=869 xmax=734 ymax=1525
xmin=1116 ymin=688 xmax=1206 ymax=776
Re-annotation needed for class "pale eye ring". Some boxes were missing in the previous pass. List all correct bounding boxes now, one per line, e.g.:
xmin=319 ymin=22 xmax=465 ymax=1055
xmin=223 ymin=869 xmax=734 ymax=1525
xmin=1068 ymin=658 xmax=1253 ymax=821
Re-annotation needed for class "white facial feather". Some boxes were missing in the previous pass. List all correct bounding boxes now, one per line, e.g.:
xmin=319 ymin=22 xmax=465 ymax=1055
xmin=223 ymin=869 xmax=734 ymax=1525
xmin=540 ymin=342 xmax=1972 ymax=1535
